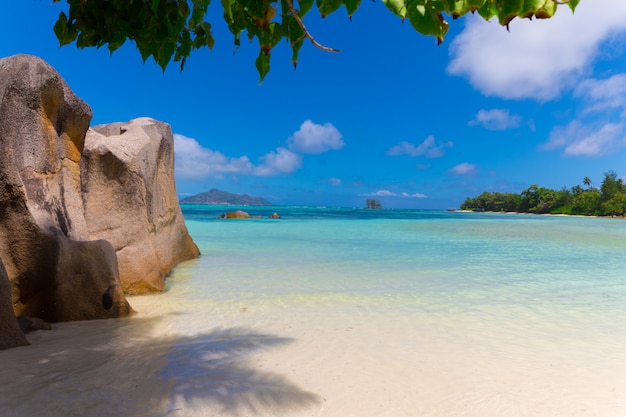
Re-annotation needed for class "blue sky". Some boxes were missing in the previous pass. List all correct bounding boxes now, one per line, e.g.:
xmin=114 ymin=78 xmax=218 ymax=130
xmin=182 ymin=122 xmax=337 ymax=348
xmin=3 ymin=1 xmax=626 ymax=208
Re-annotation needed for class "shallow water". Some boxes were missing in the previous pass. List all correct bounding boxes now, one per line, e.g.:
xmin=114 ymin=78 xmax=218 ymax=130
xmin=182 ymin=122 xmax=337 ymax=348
xmin=2 ymin=207 xmax=626 ymax=416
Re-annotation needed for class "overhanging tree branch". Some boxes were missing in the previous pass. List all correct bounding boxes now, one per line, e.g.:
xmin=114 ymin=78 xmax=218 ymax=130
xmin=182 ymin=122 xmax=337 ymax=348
xmin=52 ymin=0 xmax=582 ymax=79
xmin=284 ymin=0 xmax=341 ymax=53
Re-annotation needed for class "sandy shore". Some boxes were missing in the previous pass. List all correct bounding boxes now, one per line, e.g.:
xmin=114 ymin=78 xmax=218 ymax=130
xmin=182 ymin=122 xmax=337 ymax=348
xmin=2 ymin=284 xmax=624 ymax=417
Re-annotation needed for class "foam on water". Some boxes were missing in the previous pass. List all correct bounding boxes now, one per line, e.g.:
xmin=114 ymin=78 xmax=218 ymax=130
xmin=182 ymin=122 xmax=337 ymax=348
xmin=1 ymin=207 xmax=626 ymax=416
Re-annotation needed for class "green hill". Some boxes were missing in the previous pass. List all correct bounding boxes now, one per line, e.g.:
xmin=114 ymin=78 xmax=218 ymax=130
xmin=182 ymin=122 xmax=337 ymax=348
xmin=180 ymin=189 xmax=272 ymax=206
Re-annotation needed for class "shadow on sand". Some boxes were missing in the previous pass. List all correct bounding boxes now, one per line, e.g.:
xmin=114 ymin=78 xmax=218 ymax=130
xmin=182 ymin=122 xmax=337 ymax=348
xmin=0 ymin=315 xmax=321 ymax=417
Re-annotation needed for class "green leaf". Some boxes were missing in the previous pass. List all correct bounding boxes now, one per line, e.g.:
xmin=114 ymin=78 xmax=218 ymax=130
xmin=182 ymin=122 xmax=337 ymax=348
xmin=344 ymin=0 xmax=361 ymax=17
xmin=239 ymin=0 xmax=268 ymax=19
xmin=255 ymin=50 xmax=271 ymax=82
xmin=494 ymin=0 xmax=522 ymax=26
xmin=54 ymin=12 xmax=77 ymax=46
xmin=291 ymin=38 xmax=304 ymax=68
xmin=268 ymin=22 xmax=283 ymax=47
xmin=467 ymin=0 xmax=486 ymax=11
xmin=477 ymin=0 xmax=497 ymax=20
xmin=317 ymin=0 xmax=342 ymax=18
xmin=518 ymin=0 xmax=546 ymax=19
xmin=287 ymin=14 xmax=305 ymax=42
xmin=221 ymin=0 xmax=235 ymax=23
xmin=202 ymin=22 xmax=215 ymax=50
xmin=175 ymin=30 xmax=192 ymax=61
xmin=441 ymin=0 xmax=465 ymax=18
xmin=299 ymin=0 xmax=315 ymax=16
xmin=135 ymin=39 xmax=152 ymax=63
xmin=535 ymin=0 xmax=556 ymax=19
xmin=107 ymin=30 xmax=127 ymax=53
xmin=443 ymin=0 xmax=486 ymax=18
xmin=406 ymin=0 xmax=448 ymax=44
xmin=566 ymin=0 xmax=580 ymax=13
xmin=382 ymin=0 xmax=407 ymax=19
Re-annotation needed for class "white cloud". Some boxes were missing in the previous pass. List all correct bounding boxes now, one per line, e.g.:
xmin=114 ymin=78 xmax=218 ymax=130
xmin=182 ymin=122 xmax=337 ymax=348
xmin=469 ymin=109 xmax=522 ymax=130
xmin=253 ymin=148 xmax=302 ymax=176
xmin=287 ymin=120 xmax=344 ymax=154
xmin=174 ymin=134 xmax=253 ymax=179
xmin=544 ymin=73 xmax=626 ymax=156
xmin=543 ymin=121 xmax=626 ymax=156
xmin=174 ymin=120 xmax=344 ymax=180
xmin=174 ymin=135 xmax=301 ymax=179
xmin=328 ymin=177 xmax=342 ymax=186
xmin=367 ymin=190 xmax=396 ymax=197
xmin=575 ymin=74 xmax=626 ymax=115
xmin=361 ymin=190 xmax=427 ymax=198
xmin=386 ymin=135 xmax=453 ymax=158
xmin=449 ymin=163 xmax=478 ymax=176
xmin=447 ymin=0 xmax=626 ymax=100
xmin=402 ymin=192 xmax=427 ymax=198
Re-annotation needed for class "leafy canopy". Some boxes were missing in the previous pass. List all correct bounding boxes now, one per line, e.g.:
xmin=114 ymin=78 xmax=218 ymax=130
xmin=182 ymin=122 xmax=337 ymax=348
xmin=52 ymin=0 xmax=581 ymax=81
xmin=460 ymin=171 xmax=626 ymax=217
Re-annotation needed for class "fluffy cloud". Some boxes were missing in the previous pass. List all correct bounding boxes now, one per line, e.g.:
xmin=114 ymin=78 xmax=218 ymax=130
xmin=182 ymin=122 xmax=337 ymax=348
xmin=575 ymin=74 xmax=626 ymax=115
xmin=386 ymin=135 xmax=453 ymax=158
xmin=287 ymin=120 xmax=344 ymax=154
xmin=253 ymin=148 xmax=302 ymax=176
xmin=449 ymin=163 xmax=478 ymax=176
xmin=469 ymin=109 xmax=522 ymax=130
xmin=543 ymin=121 xmax=625 ymax=156
xmin=447 ymin=0 xmax=626 ymax=100
xmin=174 ymin=120 xmax=343 ymax=180
xmin=174 ymin=134 xmax=253 ymax=179
xmin=543 ymin=73 xmax=626 ymax=156
xmin=362 ymin=190 xmax=427 ymax=198
xmin=328 ymin=177 xmax=342 ymax=186
xmin=174 ymin=135 xmax=301 ymax=179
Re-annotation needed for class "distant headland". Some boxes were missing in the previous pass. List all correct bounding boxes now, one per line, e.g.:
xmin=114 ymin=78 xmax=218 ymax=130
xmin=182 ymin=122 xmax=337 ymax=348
xmin=180 ymin=189 xmax=272 ymax=206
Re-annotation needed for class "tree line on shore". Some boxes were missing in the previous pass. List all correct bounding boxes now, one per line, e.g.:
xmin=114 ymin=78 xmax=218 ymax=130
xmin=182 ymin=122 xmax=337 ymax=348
xmin=460 ymin=171 xmax=626 ymax=217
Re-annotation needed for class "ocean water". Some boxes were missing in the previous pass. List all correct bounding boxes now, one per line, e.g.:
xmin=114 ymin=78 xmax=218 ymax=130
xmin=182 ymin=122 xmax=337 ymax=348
xmin=1 ymin=207 xmax=626 ymax=416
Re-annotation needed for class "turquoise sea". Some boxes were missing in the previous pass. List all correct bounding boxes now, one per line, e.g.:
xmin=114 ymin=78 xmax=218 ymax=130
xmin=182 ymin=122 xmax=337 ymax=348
xmin=1 ymin=206 xmax=626 ymax=416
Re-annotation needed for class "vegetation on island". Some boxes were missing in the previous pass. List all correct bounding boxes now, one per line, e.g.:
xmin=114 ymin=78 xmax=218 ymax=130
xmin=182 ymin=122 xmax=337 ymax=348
xmin=460 ymin=171 xmax=626 ymax=217
xmin=51 ymin=0 xmax=580 ymax=80
xmin=181 ymin=188 xmax=272 ymax=205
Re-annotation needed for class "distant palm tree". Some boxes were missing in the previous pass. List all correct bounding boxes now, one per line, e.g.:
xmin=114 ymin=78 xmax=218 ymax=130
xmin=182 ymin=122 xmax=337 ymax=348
xmin=583 ymin=176 xmax=592 ymax=188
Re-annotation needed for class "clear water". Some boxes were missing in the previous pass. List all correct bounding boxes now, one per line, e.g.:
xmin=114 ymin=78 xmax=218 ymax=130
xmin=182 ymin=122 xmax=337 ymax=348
xmin=1 ymin=207 xmax=626 ymax=417
xmin=183 ymin=206 xmax=626 ymax=316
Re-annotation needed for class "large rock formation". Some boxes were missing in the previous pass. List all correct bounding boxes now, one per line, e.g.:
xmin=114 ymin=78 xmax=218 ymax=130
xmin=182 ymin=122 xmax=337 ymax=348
xmin=0 ymin=259 xmax=29 ymax=350
xmin=82 ymin=118 xmax=200 ymax=294
xmin=0 ymin=54 xmax=132 ymax=332
xmin=0 ymin=55 xmax=199 ymax=349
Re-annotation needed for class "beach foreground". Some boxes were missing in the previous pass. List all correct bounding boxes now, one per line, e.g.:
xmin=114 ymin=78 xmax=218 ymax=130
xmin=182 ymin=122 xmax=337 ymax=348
xmin=1 ymin=208 xmax=625 ymax=417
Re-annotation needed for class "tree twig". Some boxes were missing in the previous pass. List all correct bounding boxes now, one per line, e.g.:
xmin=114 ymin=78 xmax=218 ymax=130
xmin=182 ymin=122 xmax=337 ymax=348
xmin=284 ymin=0 xmax=341 ymax=53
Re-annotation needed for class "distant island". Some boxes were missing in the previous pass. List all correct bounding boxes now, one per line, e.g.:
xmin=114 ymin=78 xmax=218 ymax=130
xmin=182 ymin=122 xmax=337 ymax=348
xmin=180 ymin=189 xmax=272 ymax=206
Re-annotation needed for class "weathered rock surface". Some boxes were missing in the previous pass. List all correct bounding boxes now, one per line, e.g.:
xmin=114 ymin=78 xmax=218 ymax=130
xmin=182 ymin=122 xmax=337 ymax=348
xmin=82 ymin=118 xmax=200 ymax=294
xmin=0 ymin=54 xmax=132 ymax=330
xmin=0 ymin=259 xmax=29 ymax=350
xmin=0 ymin=55 xmax=198 ymax=341
xmin=16 ymin=316 xmax=52 ymax=334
